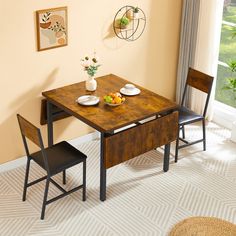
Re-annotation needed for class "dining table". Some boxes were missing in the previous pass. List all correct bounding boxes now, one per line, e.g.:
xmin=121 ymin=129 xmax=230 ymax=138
xmin=42 ymin=74 xmax=178 ymax=201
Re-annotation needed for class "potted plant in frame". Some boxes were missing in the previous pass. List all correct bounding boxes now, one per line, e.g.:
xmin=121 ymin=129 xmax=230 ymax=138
xmin=223 ymin=60 xmax=236 ymax=142
xmin=117 ymin=16 xmax=130 ymax=29
xmin=133 ymin=7 xmax=139 ymax=19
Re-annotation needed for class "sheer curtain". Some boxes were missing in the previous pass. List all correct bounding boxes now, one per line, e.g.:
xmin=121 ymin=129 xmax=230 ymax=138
xmin=190 ymin=0 xmax=224 ymax=120
xmin=176 ymin=0 xmax=200 ymax=105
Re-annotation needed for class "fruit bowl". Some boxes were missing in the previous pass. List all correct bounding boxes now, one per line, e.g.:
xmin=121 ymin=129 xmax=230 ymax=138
xmin=104 ymin=100 xmax=125 ymax=106
xmin=104 ymin=92 xmax=125 ymax=106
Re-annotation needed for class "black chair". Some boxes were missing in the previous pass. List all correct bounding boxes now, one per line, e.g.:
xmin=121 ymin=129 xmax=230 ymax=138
xmin=175 ymin=68 xmax=214 ymax=162
xmin=17 ymin=114 xmax=87 ymax=220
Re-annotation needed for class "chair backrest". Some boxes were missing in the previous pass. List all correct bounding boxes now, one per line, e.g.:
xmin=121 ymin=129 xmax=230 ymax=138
xmin=17 ymin=114 xmax=42 ymax=147
xmin=17 ymin=114 xmax=49 ymax=172
xmin=181 ymin=68 xmax=214 ymax=117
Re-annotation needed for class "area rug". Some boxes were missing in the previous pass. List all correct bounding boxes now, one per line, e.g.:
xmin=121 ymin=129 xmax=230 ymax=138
xmin=169 ymin=217 xmax=236 ymax=236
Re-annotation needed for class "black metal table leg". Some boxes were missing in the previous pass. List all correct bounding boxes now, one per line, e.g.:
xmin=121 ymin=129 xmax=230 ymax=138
xmin=82 ymin=160 xmax=86 ymax=201
xmin=100 ymin=132 xmax=106 ymax=201
xmin=47 ymin=101 xmax=53 ymax=147
xmin=63 ymin=170 xmax=66 ymax=184
xmin=163 ymin=143 xmax=171 ymax=172
xmin=175 ymin=133 xmax=180 ymax=163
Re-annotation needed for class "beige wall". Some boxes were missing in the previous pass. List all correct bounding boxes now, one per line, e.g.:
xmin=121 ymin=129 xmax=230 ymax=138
xmin=0 ymin=0 xmax=182 ymax=164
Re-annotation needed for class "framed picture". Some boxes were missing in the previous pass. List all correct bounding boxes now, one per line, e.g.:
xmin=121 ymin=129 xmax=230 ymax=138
xmin=36 ymin=7 xmax=68 ymax=51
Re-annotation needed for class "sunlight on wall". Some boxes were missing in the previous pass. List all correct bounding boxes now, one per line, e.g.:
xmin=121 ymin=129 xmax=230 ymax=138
xmin=0 ymin=0 xmax=182 ymax=164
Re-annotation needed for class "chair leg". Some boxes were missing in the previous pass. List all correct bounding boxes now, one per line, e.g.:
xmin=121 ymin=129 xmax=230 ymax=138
xmin=202 ymin=119 xmax=206 ymax=151
xmin=82 ymin=161 xmax=86 ymax=201
xmin=22 ymin=158 xmax=31 ymax=201
xmin=182 ymin=125 xmax=185 ymax=139
xmin=63 ymin=170 xmax=66 ymax=185
xmin=41 ymin=178 xmax=50 ymax=220
xmin=175 ymin=130 xmax=180 ymax=163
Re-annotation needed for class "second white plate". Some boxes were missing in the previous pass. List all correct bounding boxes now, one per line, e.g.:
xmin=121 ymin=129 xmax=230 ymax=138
xmin=120 ymin=87 xmax=141 ymax=96
xmin=76 ymin=95 xmax=100 ymax=106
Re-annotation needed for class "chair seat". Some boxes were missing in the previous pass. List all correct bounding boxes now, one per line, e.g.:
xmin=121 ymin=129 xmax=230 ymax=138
xmin=31 ymin=141 xmax=87 ymax=175
xmin=178 ymin=106 xmax=204 ymax=125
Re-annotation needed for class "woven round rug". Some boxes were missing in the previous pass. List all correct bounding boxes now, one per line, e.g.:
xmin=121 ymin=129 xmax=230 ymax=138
xmin=169 ymin=217 xmax=236 ymax=236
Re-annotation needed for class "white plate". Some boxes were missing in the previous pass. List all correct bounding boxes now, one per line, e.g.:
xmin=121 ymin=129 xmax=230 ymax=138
xmin=76 ymin=95 xmax=100 ymax=106
xmin=120 ymin=87 xmax=141 ymax=96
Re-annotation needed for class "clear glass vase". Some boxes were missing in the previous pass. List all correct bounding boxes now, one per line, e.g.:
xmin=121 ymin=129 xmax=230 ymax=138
xmin=85 ymin=76 xmax=97 ymax=91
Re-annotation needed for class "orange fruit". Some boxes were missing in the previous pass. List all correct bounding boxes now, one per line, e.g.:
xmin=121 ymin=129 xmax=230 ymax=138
xmin=114 ymin=97 xmax=122 ymax=104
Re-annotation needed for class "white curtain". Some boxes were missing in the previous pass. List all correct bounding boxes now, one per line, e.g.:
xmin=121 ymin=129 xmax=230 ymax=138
xmin=190 ymin=0 xmax=224 ymax=120
xmin=176 ymin=0 xmax=200 ymax=105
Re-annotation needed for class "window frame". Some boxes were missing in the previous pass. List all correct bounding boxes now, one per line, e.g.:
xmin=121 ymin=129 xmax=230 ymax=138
xmin=213 ymin=5 xmax=236 ymax=128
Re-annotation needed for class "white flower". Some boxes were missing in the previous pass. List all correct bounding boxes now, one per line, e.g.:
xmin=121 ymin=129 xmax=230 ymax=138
xmin=92 ymin=55 xmax=99 ymax=63
xmin=81 ymin=52 xmax=101 ymax=77
xmin=84 ymin=55 xmax=89 ymax=60
xmin=81 ymin=60 xmax=91 ymax=67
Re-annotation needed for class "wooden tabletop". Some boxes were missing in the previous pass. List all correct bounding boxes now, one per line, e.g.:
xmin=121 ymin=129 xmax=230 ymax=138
xmin=42 ymin=74 xmax=177 ymax=133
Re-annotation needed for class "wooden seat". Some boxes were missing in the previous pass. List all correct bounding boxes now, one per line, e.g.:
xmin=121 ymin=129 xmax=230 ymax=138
xmin=17 ymin=114 xmax=87 ymax=220
xmin=175 ymin=68 xmax=214 ymax=162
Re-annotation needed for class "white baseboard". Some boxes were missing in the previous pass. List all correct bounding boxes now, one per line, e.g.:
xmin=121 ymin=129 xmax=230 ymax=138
xmin=68 ymin=131 xmax=100 ymax=146
xmin=0 ymin=131 xmax=99 ymax=173
xmin=213 ymin=101 xmax=236 ymax=129
xmin=0 ymin=156 xmax=27 ymax=173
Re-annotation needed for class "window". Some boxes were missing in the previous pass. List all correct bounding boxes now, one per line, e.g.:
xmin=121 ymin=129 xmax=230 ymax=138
xmin=215 ymin=0 xmax=236 ymax=109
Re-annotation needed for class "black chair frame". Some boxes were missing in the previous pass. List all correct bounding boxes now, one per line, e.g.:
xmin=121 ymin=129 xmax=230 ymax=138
xmin=17 ymin=114 xmax=86 ymax=220
xmin=175 ymin=68 xmax=214 ymax=162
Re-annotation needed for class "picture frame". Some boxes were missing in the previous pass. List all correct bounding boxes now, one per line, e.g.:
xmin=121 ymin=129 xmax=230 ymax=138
xmin=36 ymin=6 xmax=68 ymax=51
